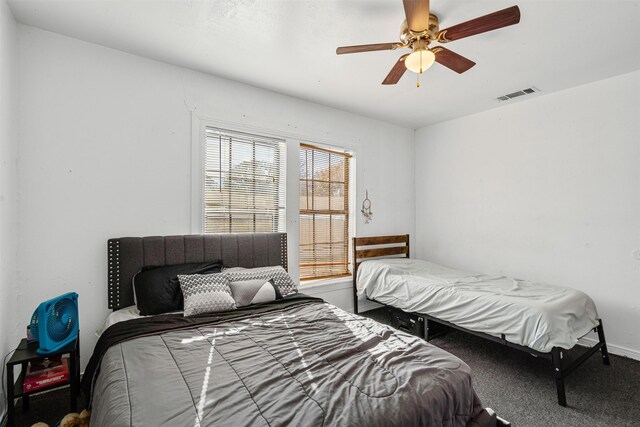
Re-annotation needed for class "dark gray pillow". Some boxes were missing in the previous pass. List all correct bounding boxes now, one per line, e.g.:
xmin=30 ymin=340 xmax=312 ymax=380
xmin=133 ymin=261 xmax=223 ymax=315
xmin=229 ymin=279 xmax=283 ymax=307
xmin=178 ymin=273 xmax=236 ymax=316
xmin=223 ymin=266 xmax=297 ymax=296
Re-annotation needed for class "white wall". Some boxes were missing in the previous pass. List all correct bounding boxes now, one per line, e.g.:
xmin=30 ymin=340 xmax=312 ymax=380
xmin=0 ymin=0 xmax=18 ymax=420
xmin=414 ymin=70 xmax=640 ymax=359
xmin=16 ymin=25 xmax=415 ymax=369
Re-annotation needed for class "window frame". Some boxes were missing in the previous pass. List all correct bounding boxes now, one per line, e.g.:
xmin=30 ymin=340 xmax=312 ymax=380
xmin=299 ymin=142 xmax=354 ymax=282
xmin=191 ymin=117 xmax=290 ymax=234
xmin=202 ymin=127 xmax=286 ymax=234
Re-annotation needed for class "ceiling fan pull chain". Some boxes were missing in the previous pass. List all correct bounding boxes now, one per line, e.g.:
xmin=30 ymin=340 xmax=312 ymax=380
xmin=416 ymin=45 xmax=422 ymax=87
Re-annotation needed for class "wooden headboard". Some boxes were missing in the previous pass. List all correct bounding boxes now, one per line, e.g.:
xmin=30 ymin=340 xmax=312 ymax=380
xmin=352 ymin=234 xmax=410 ymax=314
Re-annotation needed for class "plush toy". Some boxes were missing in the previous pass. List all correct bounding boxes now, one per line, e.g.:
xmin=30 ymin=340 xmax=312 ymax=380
xmin=31 ymin=423 xmax=49 ymax=427
xmin=58 ymin=409 xmax=91 ymax=427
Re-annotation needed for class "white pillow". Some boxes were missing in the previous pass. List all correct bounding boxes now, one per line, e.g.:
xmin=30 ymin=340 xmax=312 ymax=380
xmin=95 ymin=305 xmax=142 ymax=337
xmin=223 ymin=266 xmax=297 ymax=296
xmin=95 ymin=305 xmax=184 ymax=337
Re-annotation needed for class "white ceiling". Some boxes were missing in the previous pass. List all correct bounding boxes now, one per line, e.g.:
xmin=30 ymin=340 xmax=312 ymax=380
xmin=8 ymin=0 xmax=640 ymax=128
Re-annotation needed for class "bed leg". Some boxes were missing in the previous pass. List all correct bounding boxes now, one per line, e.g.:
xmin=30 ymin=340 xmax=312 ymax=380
xmin=596 ymin=319 xmax=611 ymax=366
xmin=424 ymin=319 xmax=430 ymax=342
xmin=551 ymin=348 xmax=567 ymax=407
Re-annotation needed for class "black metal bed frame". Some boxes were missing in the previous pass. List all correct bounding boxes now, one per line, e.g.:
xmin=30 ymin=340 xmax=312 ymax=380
xmin=352 ymin=234 xmax=611 ymax=407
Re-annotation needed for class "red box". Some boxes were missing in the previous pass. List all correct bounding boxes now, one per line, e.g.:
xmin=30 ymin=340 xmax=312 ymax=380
xmin=23 ymin=357 xmax=69 ymax=393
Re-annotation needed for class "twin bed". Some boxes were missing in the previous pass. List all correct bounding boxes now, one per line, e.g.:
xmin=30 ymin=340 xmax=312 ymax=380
xmin=82 ymin=233 xmax=502 ymax=427
xmin=353 ymin=234 xmax=610 ymax=407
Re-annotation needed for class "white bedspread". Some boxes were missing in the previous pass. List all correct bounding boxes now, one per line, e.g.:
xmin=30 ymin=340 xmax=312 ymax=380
xmin=357 ymin=258 xmax=599 ymax=352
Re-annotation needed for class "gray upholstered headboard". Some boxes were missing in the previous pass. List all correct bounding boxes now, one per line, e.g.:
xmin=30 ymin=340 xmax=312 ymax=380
xmin=107 ymin=233 xmax=288 ymax=310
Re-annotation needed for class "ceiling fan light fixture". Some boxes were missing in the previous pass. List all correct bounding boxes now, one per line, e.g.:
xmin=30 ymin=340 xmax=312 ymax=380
xmin=405 ymin=48 xmax=435 ymax=74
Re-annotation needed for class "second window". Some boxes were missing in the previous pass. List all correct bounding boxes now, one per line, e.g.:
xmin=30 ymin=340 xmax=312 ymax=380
xmin=299 ymin=143 xmax=352 ymax=281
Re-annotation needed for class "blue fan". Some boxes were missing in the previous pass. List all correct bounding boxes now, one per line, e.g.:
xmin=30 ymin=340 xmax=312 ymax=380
xmin=30 ymin=292 xmax=79 ymax=355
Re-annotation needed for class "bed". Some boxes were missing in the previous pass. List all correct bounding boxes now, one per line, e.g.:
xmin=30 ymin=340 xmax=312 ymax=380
xmin=352 ymin=234 xmax=611 ymax=407
xmin=81 ymin=233 xmax=505 ymax=427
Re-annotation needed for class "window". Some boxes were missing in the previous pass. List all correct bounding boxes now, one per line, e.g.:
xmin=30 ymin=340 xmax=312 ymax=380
xmin=203 ymin=127 xmax=286 ymax=233
xmin=299 ymin=143 xmax=352 ymax=280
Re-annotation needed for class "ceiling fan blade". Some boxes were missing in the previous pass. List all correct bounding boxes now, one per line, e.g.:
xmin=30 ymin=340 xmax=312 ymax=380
xmin=433 ymin=47 xmax=476 ymax=74
xmin=403 ymin=0 xmax=430 ymax=33
xmin=436 ymin=5 xmax=520 ymax=42
xmin=336 ymin=43 xmax=399 ymax=55
xmin=382 ymin=55 xmax=409 ymax=85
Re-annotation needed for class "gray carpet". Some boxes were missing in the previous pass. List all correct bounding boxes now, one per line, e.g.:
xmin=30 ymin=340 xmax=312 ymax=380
xmin=362 ymin=307 xmax=640 ymax=427
xmin=10 ymin=386 xmax=83 ymax=427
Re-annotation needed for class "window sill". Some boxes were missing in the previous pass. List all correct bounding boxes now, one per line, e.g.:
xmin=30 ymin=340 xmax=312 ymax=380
xmin=299 ymin=276 xmax=352 ymax=292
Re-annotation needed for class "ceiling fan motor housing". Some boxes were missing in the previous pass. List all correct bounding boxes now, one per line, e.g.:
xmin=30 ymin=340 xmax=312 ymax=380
xmin=400 ymin=14 xmax=440 ymax=47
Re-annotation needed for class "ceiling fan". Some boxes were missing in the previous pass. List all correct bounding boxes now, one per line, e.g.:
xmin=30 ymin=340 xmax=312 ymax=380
xmin=336 ymin=0 xmax=521 ymax=86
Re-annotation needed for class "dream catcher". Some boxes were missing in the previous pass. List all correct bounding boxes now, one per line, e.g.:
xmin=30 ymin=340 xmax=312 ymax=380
xmin=361 ymin=190 xmax=373 ymax=224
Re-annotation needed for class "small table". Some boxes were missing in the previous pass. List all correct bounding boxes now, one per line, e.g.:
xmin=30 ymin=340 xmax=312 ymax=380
xmin=5 ymin=337 xmax=80 ymax=427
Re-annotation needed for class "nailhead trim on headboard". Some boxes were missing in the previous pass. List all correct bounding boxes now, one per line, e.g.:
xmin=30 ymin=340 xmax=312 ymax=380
xmin=107 ymin=239 xmax=121 ymax=309
xmin=281 ymin=233 xmax=288 ymax=272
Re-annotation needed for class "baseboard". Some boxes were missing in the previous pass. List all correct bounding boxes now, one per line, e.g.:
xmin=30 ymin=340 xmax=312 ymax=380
xmin=578 ymin=336 xmax=640 ymax=361
xmin=357 ymin=299 xmax=383 ymax=313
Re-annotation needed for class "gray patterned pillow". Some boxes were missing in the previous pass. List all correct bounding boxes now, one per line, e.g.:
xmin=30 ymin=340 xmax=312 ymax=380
xmin=223 ymin=266 xmax=297 ymax=296
xmin=177 ymin=273 xmax=236 ymax=316
xmin=229 ymin=279 xmax=283 ymax=307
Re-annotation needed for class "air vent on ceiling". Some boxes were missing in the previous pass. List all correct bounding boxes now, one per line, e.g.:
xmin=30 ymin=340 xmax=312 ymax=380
xmin=497 ymin=86 xmax=540 ymax=102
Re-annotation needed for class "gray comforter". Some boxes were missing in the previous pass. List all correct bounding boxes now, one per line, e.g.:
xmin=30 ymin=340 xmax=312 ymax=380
xmin=88 ymin=296 xmax=485 ymax=426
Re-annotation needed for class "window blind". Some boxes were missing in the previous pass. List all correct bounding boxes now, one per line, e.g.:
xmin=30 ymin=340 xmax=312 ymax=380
xmin=299 ymin=143 xmax=351 ymax=280
xmin=204 ymin=127 xmax=286 ymax=233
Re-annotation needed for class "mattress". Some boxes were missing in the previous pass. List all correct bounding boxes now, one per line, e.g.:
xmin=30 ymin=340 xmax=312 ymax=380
xmin=357 ymin=258 xmax=599 ymax=352
xmin=83 ymin=294 xmax=488 ymax=427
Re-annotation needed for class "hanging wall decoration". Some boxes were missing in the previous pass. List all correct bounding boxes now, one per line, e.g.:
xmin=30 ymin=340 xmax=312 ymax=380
xmin=361 ymin=190 xmax=373 ymax=224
